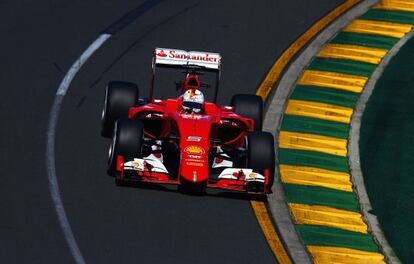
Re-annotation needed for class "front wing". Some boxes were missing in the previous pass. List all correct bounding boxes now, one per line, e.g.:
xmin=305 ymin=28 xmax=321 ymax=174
xmin=115 ymin=156 xmax=270 ymax=193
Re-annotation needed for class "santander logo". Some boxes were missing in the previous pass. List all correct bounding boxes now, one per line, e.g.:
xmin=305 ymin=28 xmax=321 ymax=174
xmin=156 ymin=49 xmax=168 ymax=57
xmin=156 ymin=49 xmax=220 ymax=63
xmin=189 ymin=52 xmax=220 ymax=63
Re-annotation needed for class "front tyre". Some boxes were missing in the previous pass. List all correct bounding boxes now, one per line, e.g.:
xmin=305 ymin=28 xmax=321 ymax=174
xmin=247 ymin=132 xmax=275 ymax=191
xmin=101 ymin=81 xmax=139 ymax=138
xmin=231 ymin=94 xmax=263 ymax=131
xmin=107 ymin=118 xmax=144 ymax=176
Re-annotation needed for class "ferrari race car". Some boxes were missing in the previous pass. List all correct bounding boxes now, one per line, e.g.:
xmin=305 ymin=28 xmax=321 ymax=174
xmin=100 ymin=48 xmax=275 ymax=194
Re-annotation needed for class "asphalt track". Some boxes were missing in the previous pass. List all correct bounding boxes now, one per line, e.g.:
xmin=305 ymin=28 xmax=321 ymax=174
xmin=0 ymin=0 xmax=343 ymax=263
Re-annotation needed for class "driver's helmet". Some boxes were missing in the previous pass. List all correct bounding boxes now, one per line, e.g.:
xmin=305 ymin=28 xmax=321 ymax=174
xmin=182 ymin=89 xmax=204 ymax=113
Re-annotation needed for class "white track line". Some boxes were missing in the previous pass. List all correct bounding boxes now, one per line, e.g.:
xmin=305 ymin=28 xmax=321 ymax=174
xmin=46 ymin=33 xmax=111 ymax=264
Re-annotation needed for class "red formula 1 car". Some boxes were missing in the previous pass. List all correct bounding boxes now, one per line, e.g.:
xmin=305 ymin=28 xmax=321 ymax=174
xmin=101 ymin=48 xmax=275 ymax=194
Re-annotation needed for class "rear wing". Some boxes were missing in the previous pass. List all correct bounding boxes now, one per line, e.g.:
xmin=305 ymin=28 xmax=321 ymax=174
xmin=151 ymin=48 xmax=222 ymax=102
xmin=153 ymin=48 xmax=221 ymax=70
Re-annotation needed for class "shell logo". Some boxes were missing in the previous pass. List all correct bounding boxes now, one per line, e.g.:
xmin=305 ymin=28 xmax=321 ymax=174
xmin=184 ymin=145 xmax=205 ymax=155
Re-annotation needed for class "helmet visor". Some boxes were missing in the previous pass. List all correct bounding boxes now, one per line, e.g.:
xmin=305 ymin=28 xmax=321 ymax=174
xmin=183 ymin=101 xmax=202 ymax=111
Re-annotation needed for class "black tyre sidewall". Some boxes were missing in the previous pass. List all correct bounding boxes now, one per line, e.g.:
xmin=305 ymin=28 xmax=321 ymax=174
xmin=231 ymin=94 xmax=263 ymax=131
xmin=247 ymin=132 xmax=275 ymax=189
xmin=101 ymin=81 xmax=139 ymax=137
xmin=107 ymin=118 xmax=144 ymax=176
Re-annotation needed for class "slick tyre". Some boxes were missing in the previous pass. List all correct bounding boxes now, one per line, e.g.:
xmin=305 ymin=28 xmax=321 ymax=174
xmin=101 ymin=81 xmax=139 ymax=138
xmin=247 ymin=132 xmax=275 ymax=190
xmin=107 ymin=118 xmax=144 ymax=176
xmin=231 ymin=94 xmax=263 ymax=131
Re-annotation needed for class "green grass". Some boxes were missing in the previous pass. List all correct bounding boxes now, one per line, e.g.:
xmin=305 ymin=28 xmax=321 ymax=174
xmin=360 ymin=32 xmax=414 ymax=263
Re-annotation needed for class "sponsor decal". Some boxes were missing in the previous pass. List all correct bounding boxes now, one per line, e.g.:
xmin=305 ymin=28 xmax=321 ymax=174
xmin=248 ymin=172 xmax=256 ymax=179
xmin=187 ymin=136 xmax=202 ymax=142
xmin=156 ymin=49 xmax=221 ymax=63
xmin=188 ymin=155 xmax=202 ymax=159
xmin=232 ymin=169 xmax=245 ymax=179
xmin=167 ymin=50 xmax=187 ymax=60
xmin=181 ymin=113 xmax=204 ymax=120
xmin=186 ymin=161 xmax=204 ymax=167
xmin=156 ymin=49 xmax=167 ymax=57
xmin=188 ymin=53 xmax=220 ymax=63
xmin=185 ymin=159 xmax=203 ymax=163
xmin=184 ymin=145 xmax=205 ymax=155
xmin=132 ymin=161 xmax=140 ymax=168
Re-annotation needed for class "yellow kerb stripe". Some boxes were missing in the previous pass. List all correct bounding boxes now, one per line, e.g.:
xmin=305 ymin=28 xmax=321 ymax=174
xmin=250 ymin=201 xmax=292 ymax=263
xmin=280 ymin=165 xmax=353 ymax=192
xmin=374 ymin=0 xmax=414 ymax=13
xmin=279 ymin=131 xmax=348 ymax=157
xmin=318 ymin=43 xmax=387 ymax=64
xmin=344 ymin=19 xmax=413 ymax=38
xmin=251 ymin=1 xmax=364 ymax=262
xmin=307 ymin=246 xmax=386 ymax=264
xmin=289 ymin=203 xmax=368 ymax=233
xmin=285 ymin=99 xmax=354 ymax=124
xmin=255 ymin=0 xmax=361 ymax=100
xmin=298 ymin=70 xmax=367 ymax=93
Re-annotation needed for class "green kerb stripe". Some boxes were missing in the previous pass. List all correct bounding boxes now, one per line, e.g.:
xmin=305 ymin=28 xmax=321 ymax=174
xmin=297 ymin=225 xmax=380 ymax=252
xmin=281 ymin=115 xmax=350 ymax=139
xmin=290 ymin=85 xmax=360 ymax=108
xmin=278 ymin=148 xmax=349 ymax=173
xmin=331 ymin=32 xmax=399 ymax=50
xmin=284 ymin=184 xmax=359 ymax=212
xmin=361 ymin=9 xmax=414 ymax=25
xmin=308 ymin=57 xmax=376 ymax=77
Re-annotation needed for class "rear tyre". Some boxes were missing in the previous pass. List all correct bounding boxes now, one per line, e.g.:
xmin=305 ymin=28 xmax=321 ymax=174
xmin=101 ymin=81 xmax=139 ymax=138
xmin=107 ymin=118 xmax=144 ymax=176
xmin=247 ymin=132 xmax=275 ymax=190
xmin=231 ymin=94 xmax=263 ymax=131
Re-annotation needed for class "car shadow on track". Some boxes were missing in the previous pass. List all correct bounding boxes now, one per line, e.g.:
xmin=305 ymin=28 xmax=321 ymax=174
xmin=116 ymin=181 xmax=266 ymax=202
